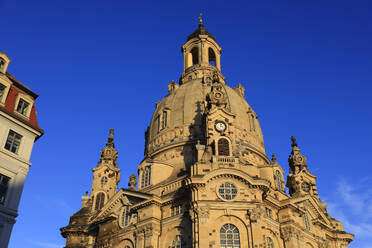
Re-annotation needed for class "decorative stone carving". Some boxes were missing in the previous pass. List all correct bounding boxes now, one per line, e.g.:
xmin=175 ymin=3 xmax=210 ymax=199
xmin=128 ymin=174 xmax=137 ymax=190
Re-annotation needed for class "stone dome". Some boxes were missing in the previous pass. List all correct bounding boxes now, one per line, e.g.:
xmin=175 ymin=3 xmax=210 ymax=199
xmin=145 ymin=78 xmax=266 ymax=159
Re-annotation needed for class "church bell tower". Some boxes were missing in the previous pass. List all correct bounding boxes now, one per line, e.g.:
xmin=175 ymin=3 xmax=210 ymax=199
xmin=90 ymin=128 xmax=120 ymax=211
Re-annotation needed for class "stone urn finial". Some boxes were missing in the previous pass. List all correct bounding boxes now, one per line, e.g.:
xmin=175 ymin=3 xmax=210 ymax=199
xmin=128 ymin=174 xmax=137 ymax=190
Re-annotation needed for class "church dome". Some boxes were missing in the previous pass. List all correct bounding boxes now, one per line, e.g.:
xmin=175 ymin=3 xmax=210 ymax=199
xmin=143 ymin=18 xmax=268 ymax=166
xmin=145 ymin=78 xmax=266 ymax=158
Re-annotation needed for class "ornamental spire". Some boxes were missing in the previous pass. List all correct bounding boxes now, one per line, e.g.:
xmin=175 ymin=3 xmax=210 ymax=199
xmin=288 ymin=136 xmax=307 ymax=174
xmin=198 ymin=13 xmax=203 ymax=26
xmin=98 ymin=128 xmax=118 ymax=168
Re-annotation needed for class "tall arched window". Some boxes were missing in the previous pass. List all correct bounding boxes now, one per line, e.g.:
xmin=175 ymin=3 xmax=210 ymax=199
xmin=120 ymin=205 xmax=131 ymax=227
xmin=141 ymin=166 xmax=151 ymax=188
xmin=171 ymin=235 xmax=184 ymax=248
xmin=250 ymin=114 xmax=256 ymax=131
xmin=190 ymin=47 xmax=199 ymax=65
xmin=303 ymin=213 xmax=310 ymax=230
xmin=274 ymin=170 xmax=283 ymax=191
xmin=208 ymin=48 xmax=216 ymax=66
xmin=220 ymin=224 xmax=240 ymax=248
xmin=95 ymin=192 xmax=105 ymax=210
xmin=161 ymin=111 xmax=167 ymax=129
xmin=218 ymin=138 xmax=230 ymax=156
xmin=267 ymin=237 xmax=274 ymax=248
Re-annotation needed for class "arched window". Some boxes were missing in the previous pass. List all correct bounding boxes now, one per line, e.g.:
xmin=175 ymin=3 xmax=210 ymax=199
xmin=141 ymin=166 xmax=151 ymax=188
xmin=274 ymin=171 xmax=283 ymax=191
xmin=218 ymin=138 xmax=230 ymax=156
xmin=220 ymin=224 xmax=240 ymax=248
xmin=190 ymin=47 xmax=199 ymax=65
xmin=161 ymin=111 xmax=167 ymax=129
xmin=120 ymin=205 xmax=131 ymax=227
xmin=95 ymin=192 xmax=105 ymax=210
xmin=0 ymin=59 xmax=5 ymax=70
xmin=208 ymin=48 xmax=216 ymax=66
xmin=303 ymin=213 xmax=310 ymax=230
xmin=171 ymin=235 xmax=184 ymax=248
xmin=250 ymin=114 xmax=256 ymax=131
xmin=267 ymin=237 xmax=274 ymax=248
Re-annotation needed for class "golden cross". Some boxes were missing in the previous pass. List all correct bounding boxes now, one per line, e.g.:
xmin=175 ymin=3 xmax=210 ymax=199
xmin=199 ymin=13 xmax=203 ymax=25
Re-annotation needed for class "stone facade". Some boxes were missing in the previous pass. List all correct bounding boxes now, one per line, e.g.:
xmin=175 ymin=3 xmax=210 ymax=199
xmin=61 ymin=18 xmax=353 ymax=248
xmin=0 ymin=52 xmax=43 ymax=248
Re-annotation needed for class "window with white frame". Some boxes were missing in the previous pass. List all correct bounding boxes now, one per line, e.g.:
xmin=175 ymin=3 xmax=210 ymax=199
xmin=16 ymin=98 xmax=30 ymax=116
xmin=4 ymin=130 xmax=22 ymax=154
xmin=0 ymin=84 xmax=5 ymax=100
xmin=0 ymin=174 xmax=10 ymax=205
xmin=141 ymin=166 xmax=151 ymax=188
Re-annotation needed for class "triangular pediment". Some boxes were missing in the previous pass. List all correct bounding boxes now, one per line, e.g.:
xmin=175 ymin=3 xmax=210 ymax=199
xmin=93 ymin=188 xmax=151 ymax=221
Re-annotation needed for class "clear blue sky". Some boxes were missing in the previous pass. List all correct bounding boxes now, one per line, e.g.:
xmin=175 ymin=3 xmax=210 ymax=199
xmin=2 ymin=0 xmax=371 ymax=247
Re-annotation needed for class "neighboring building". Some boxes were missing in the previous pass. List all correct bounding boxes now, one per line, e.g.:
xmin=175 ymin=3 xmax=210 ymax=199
xmin=0 ymin=52 xmax=43 ymax=247
xmin=61 ymin=18 xmax=353 ymax=248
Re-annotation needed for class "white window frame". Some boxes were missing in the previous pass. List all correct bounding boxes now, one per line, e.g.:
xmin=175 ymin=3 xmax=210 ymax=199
xmin=0 ymin=77 xmax=11 ymax=105
xmin=4 ymin=129 xmax=23 ymax=154
xmin=14 ymin=92 xmax=34 ymax=118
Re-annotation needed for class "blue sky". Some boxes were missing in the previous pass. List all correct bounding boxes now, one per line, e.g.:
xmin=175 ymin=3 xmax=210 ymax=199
xmin=2 ymin=0 xmax=371 ymax=247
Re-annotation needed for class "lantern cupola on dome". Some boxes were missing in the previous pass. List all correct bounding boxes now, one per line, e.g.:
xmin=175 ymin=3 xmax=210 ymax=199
xmin=180 ymin=14 xmax=223 ymax=84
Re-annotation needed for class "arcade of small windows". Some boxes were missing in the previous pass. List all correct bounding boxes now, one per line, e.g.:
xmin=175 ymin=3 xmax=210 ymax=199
xmin=120 ymin=205 xmax=131 ymax=227
xmin=220 ymin=224 xmax=240 ymax=248
xmin=218 ymin=138 xmax=230 ymax=156
xmin=95 ymin=192 xmax=105 ymax=210
xmin=171 ymin=235 xmax=184 ymax=248
xmin=141 ymin=166 xmax=151 ymax=188
xmin=0 ymin=173 xmax=10 ymax=205
xmin=4 ymin=130 xmax=22 ymax=154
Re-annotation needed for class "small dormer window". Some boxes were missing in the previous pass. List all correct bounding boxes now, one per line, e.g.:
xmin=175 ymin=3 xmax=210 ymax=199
xmin=0 ymin=84 xmax=5 ymax=100
xmin=0 ymin=59 xmax=5 ymax=71
xmin=16 ymin=98 xmax=30 ymax=116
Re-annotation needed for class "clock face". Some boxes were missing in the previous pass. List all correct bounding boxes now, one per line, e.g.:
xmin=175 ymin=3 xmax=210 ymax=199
xmin=302 ymin=182 xmax=311 ymax=192
xmin=215 ymin=122 xmax=226 ymax=132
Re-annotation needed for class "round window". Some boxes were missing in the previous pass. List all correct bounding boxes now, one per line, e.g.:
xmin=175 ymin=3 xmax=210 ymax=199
xmin=218 ymin=182 xmax=238 ymax=200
